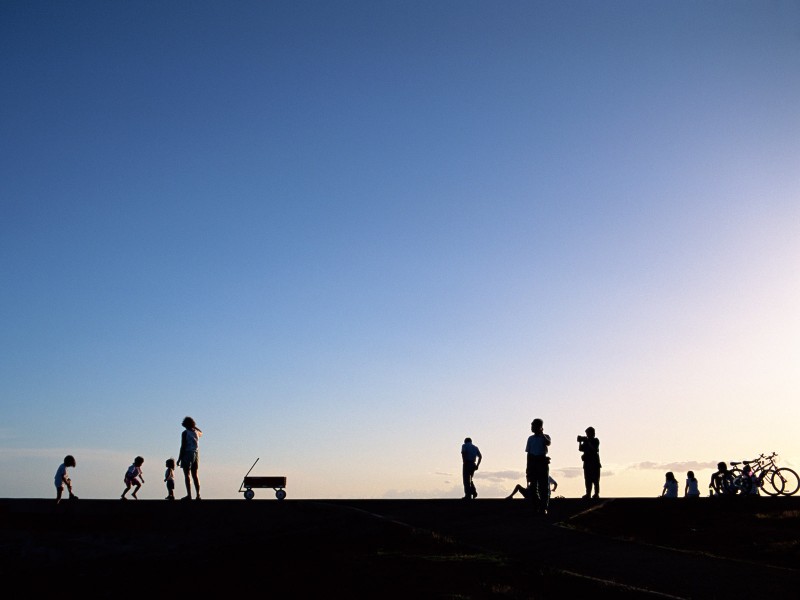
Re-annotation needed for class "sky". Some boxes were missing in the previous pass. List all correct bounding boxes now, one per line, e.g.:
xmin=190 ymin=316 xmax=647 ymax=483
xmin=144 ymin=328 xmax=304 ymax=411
xmin=1 ymin=1 xmax=799 ymax=501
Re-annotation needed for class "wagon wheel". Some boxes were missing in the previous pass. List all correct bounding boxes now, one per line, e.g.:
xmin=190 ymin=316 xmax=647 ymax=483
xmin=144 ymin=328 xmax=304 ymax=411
xmin=276 ymin=489 xmax=287 ymax=501
xmin=244 ymin=488 xmax=255 ymax=500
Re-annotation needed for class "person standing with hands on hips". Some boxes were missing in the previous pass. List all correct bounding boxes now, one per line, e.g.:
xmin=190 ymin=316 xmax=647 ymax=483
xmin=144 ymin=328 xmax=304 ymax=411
xmin=461 ymin=437 xmax=482 ymax=500
xmin=526 ymin=418 xmax=551 ymax=514
xmin=578 ymin=426 xmax=601 ymax=499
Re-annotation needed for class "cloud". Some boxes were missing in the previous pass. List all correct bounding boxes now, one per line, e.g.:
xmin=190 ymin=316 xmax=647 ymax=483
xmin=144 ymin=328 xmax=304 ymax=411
xmin=473 ymin=470 xmax=524 ymax=482
xmin=553 ymin=467 xmax=584 ymax=479
xmin=627 ymin=460 xmax=719 ymax=472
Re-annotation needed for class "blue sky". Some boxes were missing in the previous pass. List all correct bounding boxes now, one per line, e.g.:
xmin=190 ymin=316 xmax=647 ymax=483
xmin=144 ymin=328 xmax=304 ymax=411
xmin=2 ymin=1 xmax=799 ymax=499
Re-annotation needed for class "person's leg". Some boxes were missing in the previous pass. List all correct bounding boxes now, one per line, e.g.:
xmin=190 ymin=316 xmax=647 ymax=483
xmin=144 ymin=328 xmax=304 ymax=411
xmin=508 ymin=484 xmax=530 ymax=499
xmin=583 ymin=468 xmax=592 ymax=498
xmin=182 ymin=467 xmax=192 ymax=499
xmin=132 ymin=483 xmax=140 ymax=499
xmin=593 ymin=468 xmax=601 ymax=497
xmin=538 ymin=465 xmax=550 ymax=512
xmin=121 ymin=483 xmax=130 ymax=499
xmin=191 ymin=464 xmax=200 ymax=499
xmin=531 ymin=460 xmax=549 ymax=511
xmin=462 ymin=463 xmax=471 ymax=498
xmin=469 ymin=463 xmax=478 ymax=498
xmin=56 ymin=485 xmax=63 ymax=503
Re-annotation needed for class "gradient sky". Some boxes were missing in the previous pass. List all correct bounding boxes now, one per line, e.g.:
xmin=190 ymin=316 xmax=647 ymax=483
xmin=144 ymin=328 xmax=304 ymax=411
xmin=2 ymin=1 xmax=799 ymax=500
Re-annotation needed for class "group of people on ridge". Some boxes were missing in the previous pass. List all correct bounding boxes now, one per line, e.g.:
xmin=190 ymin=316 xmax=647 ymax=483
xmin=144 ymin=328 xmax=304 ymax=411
xmin=54 ymin=416 xmax=203 ymax=503
xmin=461 ymin=419 xmax=602 ymax=513
xmin=661 ymin=461 xmax=760 ymax=498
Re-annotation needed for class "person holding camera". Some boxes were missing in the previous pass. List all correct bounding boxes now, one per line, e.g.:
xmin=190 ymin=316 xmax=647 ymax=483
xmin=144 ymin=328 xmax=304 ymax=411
xmin=525 ymin=418 xmax=551 ymax=514
xmin=578 ymin=426 xmax=601 ymax=499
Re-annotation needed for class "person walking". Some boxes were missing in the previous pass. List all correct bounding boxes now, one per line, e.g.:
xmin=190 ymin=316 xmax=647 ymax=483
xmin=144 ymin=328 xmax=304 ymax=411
xmin=578 ymin=426 xmax=601 ymax=499
xmin=461 ymin=437 xmax=482 ymax=500
xmin=525 ymin=418 xmax=551 ymax=514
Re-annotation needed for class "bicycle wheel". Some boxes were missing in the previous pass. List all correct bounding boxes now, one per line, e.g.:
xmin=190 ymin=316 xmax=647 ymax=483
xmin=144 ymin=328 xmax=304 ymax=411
xmin=774 ymin=468 xmax=800 ymax=496
xmin=761 ymin=470 xmax=784 ymax=496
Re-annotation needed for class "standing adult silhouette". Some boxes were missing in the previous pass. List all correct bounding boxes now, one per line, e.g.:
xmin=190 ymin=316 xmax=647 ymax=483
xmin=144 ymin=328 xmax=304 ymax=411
xmin=578 ymin=426 xmax=601 ymax=499
xmin=461 ymin=437 xmax=482 ymax=500
xmin=525 ymin=418 xmax=551 ymax=514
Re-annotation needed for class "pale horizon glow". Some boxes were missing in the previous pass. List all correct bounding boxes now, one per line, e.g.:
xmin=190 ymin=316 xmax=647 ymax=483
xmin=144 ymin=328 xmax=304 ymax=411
xmin=1 ymin=2 xmax=799 ymax=501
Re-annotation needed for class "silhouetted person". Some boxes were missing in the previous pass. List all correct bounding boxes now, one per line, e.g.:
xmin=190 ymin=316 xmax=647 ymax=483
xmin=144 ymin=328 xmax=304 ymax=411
xmin=54 ymin=455 xmax=77 ymax=504
xmin=685 ymin=470 xmax=700 ymax=498
xmin=505 ymin=476 xmax=557 ymax=500
xmin=165 ymin=458 xmax=176 ymax=500
xmin=661 ymin=471 xmax=678 ymax=498
xmin=578 ymin=426 xmax=601 ymax=499
xmin=177 ymin=416 xmax=203 ymax=501
xmin=741 ymin=463 xmax=759 ymax=495
xmin=121 ymin=456 xmax=145 ymax=500
xmin=461 ymin=437 xmax=482 ymax=500
xmin=709 ymin=461 xmax=735 ymax=496
xmin=525 ymin=418 xmax=551 ymax=514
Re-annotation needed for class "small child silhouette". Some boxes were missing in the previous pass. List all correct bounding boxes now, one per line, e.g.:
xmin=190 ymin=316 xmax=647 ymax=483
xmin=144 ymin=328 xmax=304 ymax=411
xmin=54 ymin=455 xmax=78 ymax=504
xmin=165 ymin=458 xmax=176 ymax=500
xmin=121 ymin=456 xmax=145 ymax=500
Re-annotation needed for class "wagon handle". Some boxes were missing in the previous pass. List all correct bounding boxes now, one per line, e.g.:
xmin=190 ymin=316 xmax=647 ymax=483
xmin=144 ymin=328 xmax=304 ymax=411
xmin=238 ymin=458 xmax=260 ymax=493
xmin=244 ymin=458 xmax=259 ymax=479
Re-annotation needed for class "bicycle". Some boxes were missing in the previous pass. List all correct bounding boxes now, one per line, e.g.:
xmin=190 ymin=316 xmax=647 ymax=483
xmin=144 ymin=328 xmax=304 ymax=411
xmin=730 ymin=452 xmax=800 ymax=496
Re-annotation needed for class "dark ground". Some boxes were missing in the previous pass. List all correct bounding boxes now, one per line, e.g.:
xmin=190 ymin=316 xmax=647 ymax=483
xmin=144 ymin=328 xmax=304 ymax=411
xmin=1 ymin=496 xmax=798 ymax=598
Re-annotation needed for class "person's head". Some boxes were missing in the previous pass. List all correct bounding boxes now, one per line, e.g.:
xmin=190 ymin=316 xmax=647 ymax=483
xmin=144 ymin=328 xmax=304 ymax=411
xmin=717 ymin=462 xmax=727 ymax=472
xmin=134 ymin=456 xmax=144 ymax=467
xmin=182 ymin=416 xmax=196 ymax=429
xmin=531 ymin=418 xmax=543 ymax=433
xmin=166 ymin=458 xmax=175 ymax=469
xmin=464 ymin=437 xmax=472 ymax=444
xmin=687 ymin=470 xmax=695 ymax=480
xmin=585 ymin=427 xmax=595 ymax=438
xmin=666 ymin=471 xmax=675 ymax=481
xmin=64 ymin=455 xmax=76 ymax=468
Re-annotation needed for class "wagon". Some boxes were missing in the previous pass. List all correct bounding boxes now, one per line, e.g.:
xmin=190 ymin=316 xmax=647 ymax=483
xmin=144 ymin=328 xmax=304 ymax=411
xmin=238 ymin=458 xmax=287 ymax=500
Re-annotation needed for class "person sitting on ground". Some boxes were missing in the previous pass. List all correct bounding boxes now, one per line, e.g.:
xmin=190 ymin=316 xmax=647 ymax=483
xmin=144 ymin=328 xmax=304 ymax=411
xmin=685 ymin=470 xmax=700 ymax=498
xmin=661 ymin=471 xmax=678 ymax=498
xmin=742 ymin=463 xmax=760 ymax=495
xmin=505 ymin=476 xmax=558 ymax=500
xmin=709 ymin=461 xmax=735 ymax=496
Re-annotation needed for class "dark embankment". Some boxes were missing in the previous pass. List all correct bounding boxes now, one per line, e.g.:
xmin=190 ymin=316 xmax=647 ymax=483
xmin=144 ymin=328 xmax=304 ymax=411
xmin=1 ymin=496 xmax=798 ymax=598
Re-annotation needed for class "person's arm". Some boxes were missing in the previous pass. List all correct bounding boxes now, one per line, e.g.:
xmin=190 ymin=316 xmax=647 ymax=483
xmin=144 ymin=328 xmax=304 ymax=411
xmin=475 ymin=449 xmax=482 ymax=469
xmin=177 ymin=430 xmax=187 ymax=467
xmin=543 ymin=433 xmax=551 ymax=446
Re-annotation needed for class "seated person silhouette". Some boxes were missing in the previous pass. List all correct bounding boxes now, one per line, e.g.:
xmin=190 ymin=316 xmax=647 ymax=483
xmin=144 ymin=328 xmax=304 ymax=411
xmin=506 ymin=476 xmax=557 ymax=499
xmin=709 ymin=461 xmax=735 ymax=496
